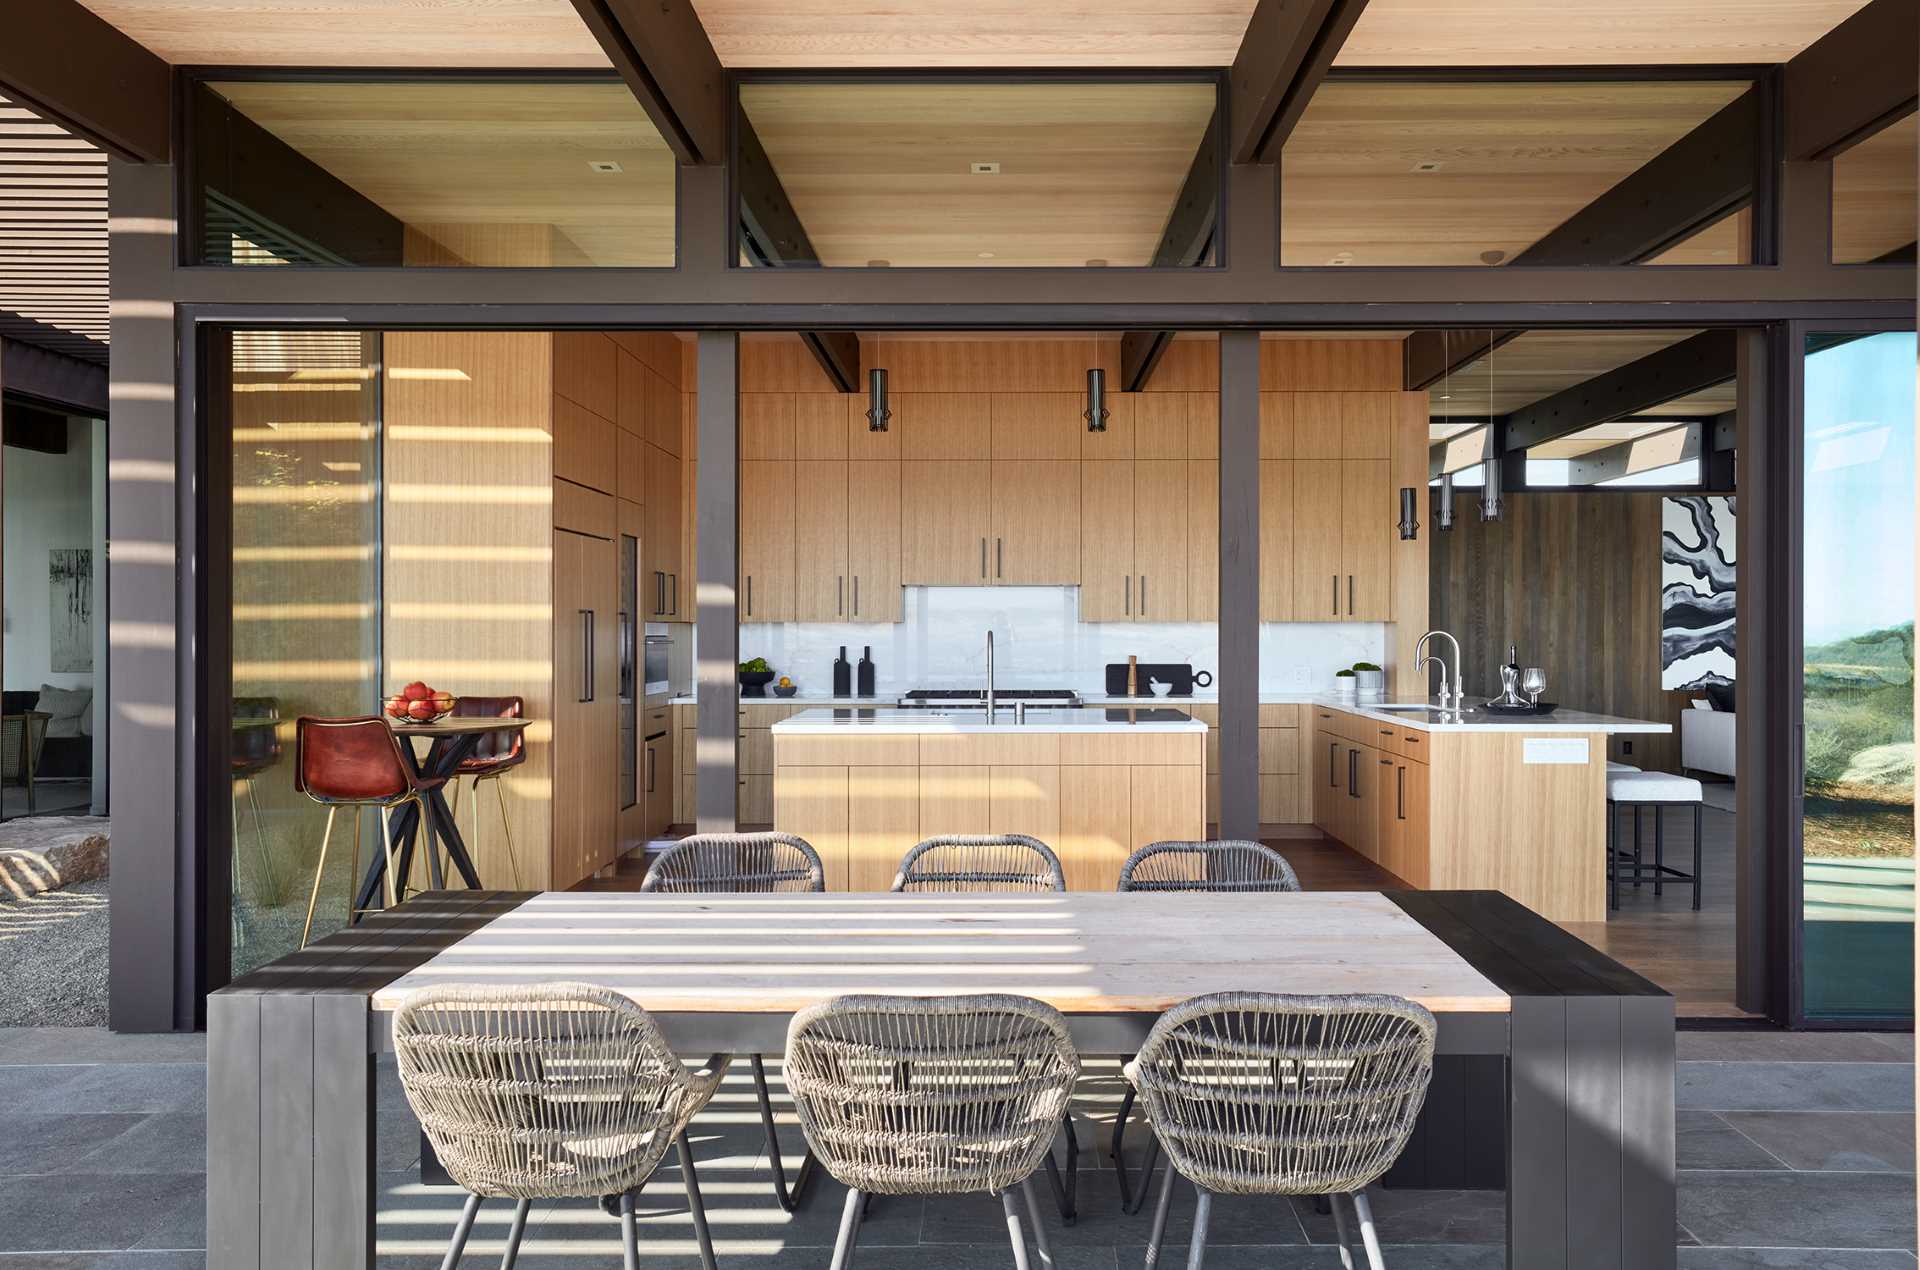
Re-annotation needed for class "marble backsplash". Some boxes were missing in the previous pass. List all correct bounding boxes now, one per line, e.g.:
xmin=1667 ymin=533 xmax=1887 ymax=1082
xmin=734 ymin=586 xmax=1387 ymax=696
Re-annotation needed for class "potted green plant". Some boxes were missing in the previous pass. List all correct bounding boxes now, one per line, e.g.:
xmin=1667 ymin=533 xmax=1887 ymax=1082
xmin=1352 ymin=661 xmax=1386 ymax=698
xmin=738 ymin=656 xmax=776 ymax=697
xmin=1332 ymin=667 xmax=1357 ymax=698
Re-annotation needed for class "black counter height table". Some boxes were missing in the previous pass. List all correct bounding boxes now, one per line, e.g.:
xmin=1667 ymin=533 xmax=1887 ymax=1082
xmin=207 ymin=888 xmax=1674 ymax=1270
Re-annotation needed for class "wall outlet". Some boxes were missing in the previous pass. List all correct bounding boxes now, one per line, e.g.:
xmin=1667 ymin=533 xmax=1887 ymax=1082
xmin=1622 ymin=741 xmax=1634 ymax=755
xmin=1291 ymin=666 xmax=1313 ymax=689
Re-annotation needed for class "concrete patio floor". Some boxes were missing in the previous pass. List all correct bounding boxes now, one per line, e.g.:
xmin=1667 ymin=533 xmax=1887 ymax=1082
xmin=0 ymin=1026 xmax=1911 ymax=1268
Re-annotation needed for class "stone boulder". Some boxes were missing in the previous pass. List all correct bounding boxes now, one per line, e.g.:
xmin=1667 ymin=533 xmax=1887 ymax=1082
xmin=0 ymin=816 xmax=109 ymax=899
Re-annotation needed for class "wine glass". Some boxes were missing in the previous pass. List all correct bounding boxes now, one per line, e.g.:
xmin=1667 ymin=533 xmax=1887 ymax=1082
xmin=1522 ymin=667 xmax=1547 ymax=707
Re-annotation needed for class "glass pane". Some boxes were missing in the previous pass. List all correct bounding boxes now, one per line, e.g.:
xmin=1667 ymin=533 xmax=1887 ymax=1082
xmin=194 ymin=79 xmax=675 ymax=266
xmin=736 ymin=80 xmax=1219 ymax=267
xmin=1801 ymin=330 xmax=1916 ymax=1019
xmin=1282 ymin=80 xmax=1751 ymax=266
xmin=229 ymin=331 xmax=381 ymax=975
xmin=1831 ymin=112 xmax=1917 ymax=265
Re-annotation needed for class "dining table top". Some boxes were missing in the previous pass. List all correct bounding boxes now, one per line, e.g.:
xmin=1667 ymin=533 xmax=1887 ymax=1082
xmin=381 ymin=716 xmax=533 ymax=737
xmin=371 ymin=890 xmax=1511 ymax=1016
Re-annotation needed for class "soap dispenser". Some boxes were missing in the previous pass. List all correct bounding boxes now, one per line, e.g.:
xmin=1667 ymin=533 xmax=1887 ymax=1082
xmin=832 ymin=646 xmax=852 ymax=697
xmin=856 ymin=645 xmax=876 ymax=698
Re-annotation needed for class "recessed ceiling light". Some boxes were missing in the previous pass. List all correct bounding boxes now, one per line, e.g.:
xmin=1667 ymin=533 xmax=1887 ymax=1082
xmin=978 ymin=251 xmax=996 ymax=259
xmin=1479 ymin=249 xmax=1507 ymax=265
xmin=588 ymin=160 xmax=624 ymax=174
xmin=866 ymin=259 xmax=892 ymax=267
xmin=1085 ymin=258 xmax=1108 ymax=267
xmin=970 ymin=162 xmax=1001 ymax=175
xmin=1329 ymin=251 xmax=1354 ymax=266
xmin=1411 ymin=160 xmax=1442 ymax=173
xmin=1438 ymin=394 xmax=1452 ymax=401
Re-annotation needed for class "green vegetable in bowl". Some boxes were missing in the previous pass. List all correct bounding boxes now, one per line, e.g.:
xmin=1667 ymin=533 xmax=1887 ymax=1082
xmin=739 ymin=657 xmax=771 ymax=674
xmin=1352 ymin=661 xmax=1382 ymax=672
xmin=1334 ymin=668 xmax=1356 ymax=678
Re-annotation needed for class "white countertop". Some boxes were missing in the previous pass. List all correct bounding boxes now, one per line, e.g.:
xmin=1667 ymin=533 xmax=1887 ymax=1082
xmin=1316 ymin=697 xmax=1671 ymax=735
xmin=771 ymin=706 xmax=1208 ymax=735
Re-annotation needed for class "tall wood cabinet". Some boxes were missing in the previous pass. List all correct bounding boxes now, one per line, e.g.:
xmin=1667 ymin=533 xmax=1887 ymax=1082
xmin=552 ymin=528 xmax=617 ymax=885
xmin=1081 ymin=460 xmax=1189 ymax=621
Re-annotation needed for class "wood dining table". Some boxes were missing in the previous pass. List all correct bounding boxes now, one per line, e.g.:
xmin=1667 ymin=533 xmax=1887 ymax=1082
xmin=348 ymin=716 xmax=533 ymax=918
xmin=207 ymin=888 xmax=1676 ymax=1270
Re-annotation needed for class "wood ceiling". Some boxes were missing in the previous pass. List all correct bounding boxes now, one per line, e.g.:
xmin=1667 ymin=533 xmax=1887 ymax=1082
xmin=74 ymin=0 xmax=1872 ymax=67
xmin=1832 ymin=111 xmax=1918 ymax=263
xmin=740 ymin=81 xmax=1217 ymax=268
xmin=209 ymin=81 xmax=676 ymax=267
xmin=0 ymin=94 xmax=107 ymax=363
xmin=1429 ymin=329 xmax=1736 ymax=422
xmin=1281 ymin=80 xmax=1751 ymax=266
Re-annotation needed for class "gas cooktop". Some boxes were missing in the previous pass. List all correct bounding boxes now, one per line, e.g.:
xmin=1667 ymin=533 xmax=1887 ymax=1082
xmin=896 ymin=688 xmax=1081 ymax=707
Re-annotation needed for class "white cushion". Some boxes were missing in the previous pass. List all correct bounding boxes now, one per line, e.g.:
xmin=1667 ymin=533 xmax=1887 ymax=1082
xmin=1606 ymin=761 xmax=1640 ymax=774
xmin=34 ymin=684 xmax=91 ymax=739
xmin=1608 ymin=771 xmax=1704 ymax=803
xmin=1681 ymin=708 xmax=1737 ymax=778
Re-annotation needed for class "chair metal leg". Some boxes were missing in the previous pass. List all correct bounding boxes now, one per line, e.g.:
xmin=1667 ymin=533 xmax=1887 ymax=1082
xmin=346 ymin=807 xmax=363 ymax=923
xmin=1051 ymin=1110 xmax=1079 ymax=1224
xmin=1654 ymin=804 xmax=1666 ymax=896
xmin=828 ymin=1185 xmax=863 ymax=1270
xmin=299 ymin=805 xmax=338 ymax=949
xmin=492 ymin=776 xmax=522 ymax=889
xmin=379 ymin=802 xmax=403 ymax=907
xmin=1352 ymin=1189 xmax=1386 ymax=1270
xmin=618 ymin=1188 xmax=640 ymax=1270
xmin=241 ymin=780 xmax=279 ymax=904
xmin=439 ymin=1191 xmax=482 ymax=1270
xmin=1185 ymin=1186 xmax=1212 ymax=1270
xmin=1001 ymin=1188 xmax=1033 ymax=1270
xmin=1039 ymin=1134 xmax=1075 ymax=1226
xmin=677 ymin=1131 xmax=719 ymax=1270
xmin=752 ymin=1053 xmax=817 ymax=1212
xmin=1126 ymin=1129 xmax=1162 ymax=1215
xmin=1329 ymin=1192 xmax=1356 ymax=1270
xmin=1142 ymin=1152 xmax=1177 ymax=1270
xmin=1021 ymin=1176 xmax=1055 ymax=1270
xmin=1110 ymin=1081 xmax=1138 ymax=1205
xmin=499 ymin=1197 xmax=531 ymax=1270
xmin=1693 ymin=803 xmax=1704 ymax=910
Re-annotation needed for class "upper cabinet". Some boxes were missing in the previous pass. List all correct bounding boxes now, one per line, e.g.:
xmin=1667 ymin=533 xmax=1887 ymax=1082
xmin=991 ymin=460 xmax=1080 ymax=585
xmin=901 ymin=460 xmax=992 ymax=585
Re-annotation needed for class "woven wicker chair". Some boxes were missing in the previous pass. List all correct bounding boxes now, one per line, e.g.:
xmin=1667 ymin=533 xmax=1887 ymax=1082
xmin=785 ymin=993 xmax=1081 ymax=1270
xmin=642 ymin=831 xmax=826 ymax=1213
xmin=1109 ymin=840 xmax=1301 ymax=1210
xmin=0 ymin=711 xmax=49 ymax=816
xmin=1126 ymin=992 xmax=1437 ymax=1270
xmin=890 ymin=834 xmax=1065 ymax=893
xmin=392 ymin=982 xmax=727 ymax=1270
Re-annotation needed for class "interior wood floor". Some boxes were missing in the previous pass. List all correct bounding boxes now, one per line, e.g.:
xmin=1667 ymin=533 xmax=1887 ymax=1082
xmin=589 ymin=804 xmax=1748 ymax=1019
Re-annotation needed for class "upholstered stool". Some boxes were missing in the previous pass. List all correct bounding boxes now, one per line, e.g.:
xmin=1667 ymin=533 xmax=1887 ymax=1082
xmin=1606 ymin=771 xmax=1704 ymax=912
xmin=1607 ymin=761 xmax=1640 ymax=774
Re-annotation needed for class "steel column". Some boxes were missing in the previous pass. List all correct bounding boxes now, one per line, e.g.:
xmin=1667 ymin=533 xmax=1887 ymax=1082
xmin=695 ymin=331 xmax=740 ymax=830
xmin=1217 ymin=330 xmax=1260 ymax=840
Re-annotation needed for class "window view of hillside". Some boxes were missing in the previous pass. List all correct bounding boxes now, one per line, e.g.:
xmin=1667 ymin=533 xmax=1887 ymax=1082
xmin=1801 ymin=331 xmax=1915 ymax=1019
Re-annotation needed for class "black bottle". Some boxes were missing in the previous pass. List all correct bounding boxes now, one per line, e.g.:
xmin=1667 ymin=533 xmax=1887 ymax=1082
xmin=832 ymin=645 xmax=852 ymax=697
xmin=856 ymin=645 xmax=876 ymax=698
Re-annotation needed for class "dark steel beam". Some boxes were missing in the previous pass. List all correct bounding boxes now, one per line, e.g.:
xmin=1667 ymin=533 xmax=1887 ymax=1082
xmin=1513 ymin=90 xmax=1759 ymax=267
xmin=799 ymin=331 xmax=860 ymax=393
xmin=1228 ymin=0 xmax=1371 ymax=163
xmin=1120 ymin=331 xmax=1175 ymax=392
xmin=191 ymin=83 xmax=404 ymax=266
xmin=694 ymin=331 xmax=740 ymax=832
xmin=0 ymin=336 xmax=108 ymax=414
xmin=1217 ymin=331 xmax=1261 ymax=840
xmin=0 ymin=0 xmax=170 ymax=163
xmin=1710 ymin=409 xmax=1738 ymax=452
xmin=1505 ymin=330 xmax=1738 ymax=452
xmin=1783 ymin=0 xmax=1919 ymax=160
xmin=1404 ymin=328 xmax=1521 ymax=390
xmin=569 ymin=0 xmax=727 ymax=165
xmin=1122 ymin=110 xmax=1222 ymax=388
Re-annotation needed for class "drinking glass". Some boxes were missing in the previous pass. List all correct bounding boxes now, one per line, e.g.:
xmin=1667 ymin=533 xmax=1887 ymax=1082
xmin=1522 ymin=667 xmax=1547 ymax=706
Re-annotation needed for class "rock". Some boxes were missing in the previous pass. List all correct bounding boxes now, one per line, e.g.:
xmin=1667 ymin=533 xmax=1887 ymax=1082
xmin=1841 ymin=743 xmax=1915 ymax=789
xmin=0 ymin=816 xmax=109 ymax=899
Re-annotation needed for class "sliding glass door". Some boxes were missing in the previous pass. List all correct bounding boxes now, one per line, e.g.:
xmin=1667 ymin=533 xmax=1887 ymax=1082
xmin=1797 ymin=328 xmax=1915 ymax=1021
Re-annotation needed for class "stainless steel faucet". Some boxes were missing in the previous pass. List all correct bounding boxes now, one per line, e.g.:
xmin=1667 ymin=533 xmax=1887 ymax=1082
xmin=1415 ymin=629 xmax=1465 ymax=710
xmin=985 ymin=629 xmax=996 ymax=724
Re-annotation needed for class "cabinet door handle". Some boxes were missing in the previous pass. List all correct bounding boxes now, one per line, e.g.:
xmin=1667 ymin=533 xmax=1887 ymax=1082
xmin=646 ymin=745 xmax=656 ymax=795
xmin=1329 ymin=742 xmax=1338 ymax=787
xmin=579 ymin=609 xmax=594 ymax=702
xmin=853 ymin=575 xmax=860 ymax=615
xmin=1348 ymin=748 xmax=1359 ymax=798
xmin=1124 ymin=574 xmax=1131 ymax=615
xmin=746 ymin=575 xmax=753 ymax=617
xmin=981 ymin=537 xmax=987 ymax=578
xmin=1348 ymin=574 xmax=1355 ymax=615
xmin=671 ymin=572 xmax=678 ymax=616
xmin=1332 ymin=574 xmax=1338 ymax=615
xmin=1397 ymin=765 xmax=1406 ymax=821
xmin=996 ymin=537 xmax=1003 ymax=578
xmin=839 ymin=575 xmax=845 ymax=616
xmin=1140 ymin=575 xmax=1148 ymax=615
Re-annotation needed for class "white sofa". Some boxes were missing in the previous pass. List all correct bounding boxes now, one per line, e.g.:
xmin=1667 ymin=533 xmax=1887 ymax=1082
xmin=1681 ymin=706 xmax=1735 ymax=779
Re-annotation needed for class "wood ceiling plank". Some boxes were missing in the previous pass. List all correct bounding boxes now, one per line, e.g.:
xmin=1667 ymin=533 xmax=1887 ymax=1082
xmin=1832 ymin=111 xmax=1918 ymax=262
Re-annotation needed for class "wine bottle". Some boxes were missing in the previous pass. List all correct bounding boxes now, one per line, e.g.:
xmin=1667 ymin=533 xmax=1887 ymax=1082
xmin=832 ymin=646 xmax=852 ymax=697
xmin=856 ymin=645 xmax=875 ymax=698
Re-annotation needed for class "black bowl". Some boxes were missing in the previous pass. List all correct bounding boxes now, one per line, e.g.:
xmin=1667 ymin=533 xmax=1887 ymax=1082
xmin=1483 ymin=700 xmax=1557 ymax=716
xmin=739 ymin=669 xmax=776 ymax=697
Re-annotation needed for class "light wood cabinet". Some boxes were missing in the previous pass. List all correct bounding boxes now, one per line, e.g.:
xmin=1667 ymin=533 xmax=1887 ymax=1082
xmin=897 ymin=392 xmax=992 ymax=460
xmin=1187 ymin=461 xmax=1218 ymax=622
xmin=553 ymin=332 xmax=617 ymax=422
xmin=552 ymin=529 xmax=617 ymax=886
xmin=795 ymin=394 xmax=850 ymax=459
xmin=992 ymin=393 xmax=1082 ymax=461
xmin=1258 ymin=460 xmax=1295 ymax=621
xmin=847 ymin=462 xmax=903 ymax=621
xmin=1377 ymin=749 xmax=1428 ymax=886
xmin=1292 ymin=458 xmax=1345 ymax=619
xmin=1341 ymin=459 xmax=1391 ymax=619
xmin=901 ymin=460 xmax=991 ymax=584
xmin=739 ymin=460 xmax=795 ymax=622
xmin=644 ymin=363 xmax=680 ymax=456
xmin=1080 ymin=460 xmax=1184 ymax=622
xmin=992 ymin=460 xmax=1080 ymax=584
xmin=644 ymin=443 xmax=684 ymax=618
xmin=553 ymin=393 xmax=617 ymax=494
xmin=1058 ymin=765 xmax=1133 ymax=891
xmin=793 ymin=461 xmax=852 ymax=621
xmin=1133 ymin=459 xmax=1187 ymax=621
xmin=1080 ymin=462 xmax=1135 ymax=621
xmin=1283 ymin=457 xmax=1391 ymax=621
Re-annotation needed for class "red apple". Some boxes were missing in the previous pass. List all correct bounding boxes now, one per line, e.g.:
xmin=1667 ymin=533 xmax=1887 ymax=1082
xmin=402 ymin=681 xmax=432 ymax=702
xmin=407 ymin=699 xmax=435 ymax=720
xmin=385 ymin=698 xmax=407 ymax=719
xmin=431 ymin=692 xmax=455 ymax=710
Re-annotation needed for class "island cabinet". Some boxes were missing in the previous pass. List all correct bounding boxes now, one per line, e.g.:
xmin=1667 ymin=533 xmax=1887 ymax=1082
xmin=1311 ymin=705 xmax=1608 ymax=921
xmin=772 ymin=726 xmax=1205 ymax=892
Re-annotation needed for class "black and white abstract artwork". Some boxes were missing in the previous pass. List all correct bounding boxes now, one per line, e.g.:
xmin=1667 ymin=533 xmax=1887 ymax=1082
xmin=1661 ymin=496 xmax=1735 ymax=690
xmin=50 ymin=548 xmax=92 ymax=674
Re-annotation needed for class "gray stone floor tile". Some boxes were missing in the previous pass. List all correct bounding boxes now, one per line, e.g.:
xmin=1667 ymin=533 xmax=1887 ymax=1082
xmin=1677 ymin=1250 xmax=1919 ymax=1268
xmin=1677 ymin=1110 xmax=1790 ymax=1171
xmin=1677 ymin=1033 xmax=1916 ymax=1064
xmin=0 ymin=1258 xmax=205 ymax=1269
xmin=0 ymin=1031 xmax=206 ymax=1067
xmin=0 ymin=1114 xmax=144 ymax=1175
xmin=1679 ymin=1170 xmax=1918 ymax=1250
xmin=1120 ymin=1246 xmax=1505 ymax=1269
xmin=63 ymin=1115 xmax=206 ymax=1175
xmin=0 ymin=1173 xmax=205 ymax=1253
xmin=1677 ymin=1062 xmax=1916 ymax=1113
xmin=1289 ymin=1188 xmax=1506 ymax=1246
xmin=1716 ymin=1112 xmax=1917 ymax=1173
xmin=0 ymin=1065 xmax=203 ymax=1117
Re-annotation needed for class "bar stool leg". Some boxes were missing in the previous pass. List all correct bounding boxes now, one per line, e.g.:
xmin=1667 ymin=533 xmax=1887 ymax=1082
xmin=379 ymin=804 xmax=403 ymax=907
xmin=1654 ymin=804 xmax=1666 ymax=897
xmin=1693 ymin=802 xmax=1704 ymax=911
xmin=1632 ymin=806 xmax=1644 ymax=886
xmin=1606 ymin=799 xmax=1618 ymax=911
xmin=299 ymin=806 xmax=338 ymax=949
xmin=345 ymin=807 xmax=362 ymax=924
xmin=493 ymin=777 xmax=522 ymax=889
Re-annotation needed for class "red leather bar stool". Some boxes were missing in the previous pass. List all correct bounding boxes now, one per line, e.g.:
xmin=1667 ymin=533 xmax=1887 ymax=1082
xmin=293 ymin=715 xmax=438 ymax=948
xmin=447 ymin=695 xmax=525 ymax=889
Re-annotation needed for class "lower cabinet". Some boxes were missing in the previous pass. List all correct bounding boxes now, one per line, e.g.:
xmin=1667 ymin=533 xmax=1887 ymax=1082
xmin=552 ymin=528 xmax=618 ymax=888
xmin=1312 ymin=707 xmax=1428 ymax=882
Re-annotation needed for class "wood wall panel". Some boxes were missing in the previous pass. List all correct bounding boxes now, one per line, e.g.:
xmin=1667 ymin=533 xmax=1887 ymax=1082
xmin=382 ymin=330 xmax=554 ymax=889
xmin=1429 ymin=491 xmax=1685 ymax=772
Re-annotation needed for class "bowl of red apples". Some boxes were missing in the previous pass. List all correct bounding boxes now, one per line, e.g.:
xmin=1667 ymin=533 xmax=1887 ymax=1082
xmin=385 ymin=681 xmax=457 ymax=725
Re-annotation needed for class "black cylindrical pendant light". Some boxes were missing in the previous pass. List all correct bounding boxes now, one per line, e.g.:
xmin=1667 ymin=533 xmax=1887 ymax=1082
xmin=1480 ymin=459 xmax=1504 ymax=521
xmin=1397 ymin=486 xmax=1420 ymax=540
xmin=865 ymin=367 xmax=890 ymax=432
xmin=1437 ymin=473 xmax=1456 ymax=531
xmin=1084 ymin=367 xmax=1109 ymax=432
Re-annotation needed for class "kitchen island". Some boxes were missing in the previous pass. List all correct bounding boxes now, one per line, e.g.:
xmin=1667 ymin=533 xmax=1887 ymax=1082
xmin=772 ymin=706 xmax=1206 ymax=890
xmin=1311 ymin=699 xmax=1673 ymax=923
